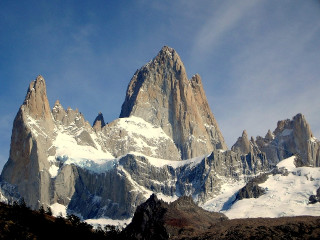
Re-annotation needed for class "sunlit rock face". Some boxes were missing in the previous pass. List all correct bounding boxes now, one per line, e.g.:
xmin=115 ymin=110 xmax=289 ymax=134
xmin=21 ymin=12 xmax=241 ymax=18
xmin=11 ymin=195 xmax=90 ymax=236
xmin=255 ymin=113 xmax=320 ymax=166
xmin=120 ymin=46 xmax=227 ymax=159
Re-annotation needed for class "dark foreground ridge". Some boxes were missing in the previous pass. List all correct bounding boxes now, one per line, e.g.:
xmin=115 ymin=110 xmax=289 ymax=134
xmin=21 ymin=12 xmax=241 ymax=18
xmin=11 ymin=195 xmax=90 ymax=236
xmin=0 ymin=201 xmax=118 ymax=240
xmin=1 ymin=196 xmax=320 ymax=239
xmin=121 ymin=194 xmax=320 ymax=240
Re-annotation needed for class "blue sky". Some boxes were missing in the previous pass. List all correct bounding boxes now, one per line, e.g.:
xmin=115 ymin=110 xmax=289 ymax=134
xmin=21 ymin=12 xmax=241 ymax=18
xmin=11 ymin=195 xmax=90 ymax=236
xmin=1 ymin=0 xmax=320 ymax=170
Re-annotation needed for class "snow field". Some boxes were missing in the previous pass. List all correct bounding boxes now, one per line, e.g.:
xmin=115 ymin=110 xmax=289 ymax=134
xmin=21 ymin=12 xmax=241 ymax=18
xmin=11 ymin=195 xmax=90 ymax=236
xmin=203 ymin=156 xmax=320 ymax=219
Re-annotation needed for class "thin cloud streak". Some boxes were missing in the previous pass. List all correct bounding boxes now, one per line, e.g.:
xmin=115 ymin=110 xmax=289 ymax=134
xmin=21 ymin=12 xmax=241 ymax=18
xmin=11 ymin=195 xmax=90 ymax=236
xmin=194 ymin=1 xmax=320 ymax=146
xmin=192 ymin=0 xmax=259 ymax=59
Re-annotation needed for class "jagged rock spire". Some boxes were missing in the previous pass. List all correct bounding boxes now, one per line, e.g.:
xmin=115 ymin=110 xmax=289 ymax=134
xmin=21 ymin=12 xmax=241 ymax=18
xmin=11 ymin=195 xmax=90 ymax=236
xmin=256 ymin=113 xmax=320 ymax=166
xmin=119 ymin=46 xmax=227 ymax=159
xmin=23 ymin=75 xmax=52 ymax=122
xmin=231 ymin=130 xmax=251 ymax=155
xmin=1 ymin=75 xmax=54 ymax=209
xmin=265 ymin=129 xmax=274 ymax=141
xmin=93 ymin=112 xmax=106 ymax=131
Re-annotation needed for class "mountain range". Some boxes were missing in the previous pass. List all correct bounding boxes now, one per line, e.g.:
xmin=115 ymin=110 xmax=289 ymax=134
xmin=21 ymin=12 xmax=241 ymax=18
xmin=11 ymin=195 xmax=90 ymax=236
xmin=0 ymin=46 xmax=319 ymax=223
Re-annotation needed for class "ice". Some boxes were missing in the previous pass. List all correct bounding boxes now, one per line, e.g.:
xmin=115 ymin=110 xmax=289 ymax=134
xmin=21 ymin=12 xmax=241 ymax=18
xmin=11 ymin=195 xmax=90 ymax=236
xmin=53 ymin=129 xmax=116 ymax=173
xmin=276 ymin=156 xmax=296 ymax=171
xmin=85 ymin=218 xmax=132 ymax=229
xmin=141 ymin=152 xmax=206 ymax=169
xmin=203 ymin=156 xmax=320 ymax=219
xmin=54 ymin=131 xmax=113 ymax=160
xmin=50 ymin=202 xmax=67 ymax=217
xmin=156 ymin=192 xmax=179 ymax=203
xmin=201 ymin=178 xmax=247 ymax=212
xmin=47 ymin=156 xmax=55 ymax=162
xmin=310 ymin=137 xmax=318 ymax=143
xmin=62 ymin=157 xmax=118 ymax=174
xmin=48 ymin=165 xmax=59 ymax=178
xmin=115 ymin=116 xmax=172 ymax=142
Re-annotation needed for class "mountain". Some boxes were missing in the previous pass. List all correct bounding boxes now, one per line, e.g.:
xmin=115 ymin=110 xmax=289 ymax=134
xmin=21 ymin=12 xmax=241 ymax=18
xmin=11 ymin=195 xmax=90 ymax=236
xmin=232 ymin=114 xmax=320 ymax=167
xmin=93 ymin=112 xmax=106 ymax=131
xmin=0 ymin=46 xmax=319 ymax=223
xmin=1 ymin=76 xmax=55 ymax=209
xmin=255 ymin=113 xmax=320 ymax=166
xmin=120 ymin=46 xmax=227 ymax=159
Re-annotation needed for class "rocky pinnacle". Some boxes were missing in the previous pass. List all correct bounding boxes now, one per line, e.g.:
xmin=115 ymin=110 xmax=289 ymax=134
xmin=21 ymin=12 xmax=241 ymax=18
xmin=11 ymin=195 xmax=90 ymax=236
xmin=93 ymin=112 xmax=106 ymax=131
xmin=120 ymin=46 xmax=227 ymax=159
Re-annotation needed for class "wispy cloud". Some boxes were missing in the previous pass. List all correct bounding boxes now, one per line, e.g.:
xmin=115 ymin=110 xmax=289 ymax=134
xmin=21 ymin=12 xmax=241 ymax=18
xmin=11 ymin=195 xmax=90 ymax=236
xmin=193 ymin=1 xmax=320 ymax=146
xmin=192 ymin=0 xmax=259 ymax=59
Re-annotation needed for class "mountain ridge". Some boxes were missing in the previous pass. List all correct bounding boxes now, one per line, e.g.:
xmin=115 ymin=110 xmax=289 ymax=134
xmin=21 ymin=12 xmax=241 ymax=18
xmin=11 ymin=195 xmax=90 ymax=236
xmin=0 ymin=46 xmax=319 ymax=222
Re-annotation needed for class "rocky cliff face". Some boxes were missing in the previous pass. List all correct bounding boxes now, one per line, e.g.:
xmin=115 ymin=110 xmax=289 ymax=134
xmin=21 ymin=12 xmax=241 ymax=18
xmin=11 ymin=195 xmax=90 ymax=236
xmin=120 ymin=46 xmax=227 ymax=159
xmin=231 ymin=130 xmax=261 ymax=156
xmin=255 ymin=114 xmax=320 ymax=166
xmin=1 ymin=76 xmax=55 ymax=208
xmin=93 ymin=112 xmax=106 ymax=132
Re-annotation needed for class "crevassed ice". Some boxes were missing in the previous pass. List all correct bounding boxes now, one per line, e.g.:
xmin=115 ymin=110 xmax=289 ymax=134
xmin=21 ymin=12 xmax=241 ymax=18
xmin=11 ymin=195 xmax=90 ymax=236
xmin=52 ymin=127 xmax=116 ymax=173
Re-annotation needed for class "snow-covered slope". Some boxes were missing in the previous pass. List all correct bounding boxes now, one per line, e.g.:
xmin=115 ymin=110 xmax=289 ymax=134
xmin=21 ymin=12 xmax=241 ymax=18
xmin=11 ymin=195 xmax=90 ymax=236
xmin=202 ymin=156 xmax=320 ymax=218
xmin=47 ymin=114 xmax=182 ymax=176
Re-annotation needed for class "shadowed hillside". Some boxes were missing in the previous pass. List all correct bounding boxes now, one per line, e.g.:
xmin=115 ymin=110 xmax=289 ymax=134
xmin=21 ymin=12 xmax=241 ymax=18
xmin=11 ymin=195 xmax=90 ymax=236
xmin=121 ymin=195 xmax=320 ymax=240
xmin=0 ymin=201 xmax=119 ymax=239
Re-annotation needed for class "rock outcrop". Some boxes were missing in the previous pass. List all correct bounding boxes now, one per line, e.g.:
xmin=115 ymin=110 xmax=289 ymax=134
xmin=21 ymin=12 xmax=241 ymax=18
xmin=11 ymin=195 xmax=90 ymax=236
xmin=232 ymin=130 xmax=251 ymax=155
xmin=231 ymin=130 xmax=261 ymax=156
xmin=120 ymin=46 xmax=227 ymax=159
xmin=122 ymin=194 xmax=228 ymax=239
xmin=234 ymin=173 xmax=268 ymax=201
xmin=255 ymin=114 xmax=320 ymax=166
xmin=309 ymin=187 xmax=320 ymax=204
xmin=1 ymin=75 xmax=54 ymax=209
xmin=93 ymin=112 xmax=106 ymax=131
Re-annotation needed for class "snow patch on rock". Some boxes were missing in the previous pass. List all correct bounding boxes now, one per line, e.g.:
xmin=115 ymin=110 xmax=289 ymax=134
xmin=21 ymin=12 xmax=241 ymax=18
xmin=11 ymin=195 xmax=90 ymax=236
xmin=50 ymin=202 xmax=67 ymax=217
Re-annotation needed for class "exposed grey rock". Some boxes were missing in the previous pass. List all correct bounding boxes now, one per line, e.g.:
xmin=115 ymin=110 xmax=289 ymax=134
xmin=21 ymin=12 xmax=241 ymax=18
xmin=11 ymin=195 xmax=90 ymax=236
xmin=235 ymin=173 xmax=268 ymax=201
xmin=120 ymin=46 xmax=227 ymax=159
xmin=309 ymin=187 xmax=320 ymax=204
xmin=265 ymin=129 xmax=274 ymax=141
xmin=0 ymin=180 xmax=21 ymax=204
xmin=1 ymin=75 xmax=54 ymax=209
xmin=101 ymin=117 xmax=181 ymax=160
xmin=256 ymin=113 xmax=320 ymax=166
xmin=231 ymin=130 xmax=251 ymax=155
xmin=232 ymin=130 xmax=263 ymax=157
xmin=93 ymin=112 xmax=106 ymax=131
